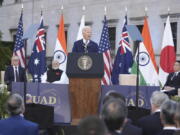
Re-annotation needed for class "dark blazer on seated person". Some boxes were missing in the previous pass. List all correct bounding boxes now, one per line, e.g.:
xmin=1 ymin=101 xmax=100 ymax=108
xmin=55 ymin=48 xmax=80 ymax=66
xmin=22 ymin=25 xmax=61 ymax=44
xmin=110 ymin=120 xmax=142 ymax=135
xmin=157 ymin=129 xmax=176 ymax=135
xmin=163 ymin=72 xmax=180 ymax=96
xmin=4 ymin=66 xmax=26 ymax=91
xmin=122 ymin=122 xmax=142 ymax=135
xmin=164 ymin=72 xmax=180 ymax=89
xmin=72 ymin=39 xmax=99 ymax=53
xmin=137 ymin=111 xmax=163 ymax=135
xmin=0 ymin=115 xmax=39 ymax=135
xmin=4 ymin=66 xmax=26 ymax=84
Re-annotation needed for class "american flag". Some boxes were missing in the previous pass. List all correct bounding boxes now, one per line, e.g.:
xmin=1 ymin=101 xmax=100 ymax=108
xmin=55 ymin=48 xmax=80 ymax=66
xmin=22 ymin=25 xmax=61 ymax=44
xmin=28 ymin=15 xmax=46 ymax=82
xmin=99 ymin=16 xmax=112 ymax=85
xmin=111 ymin=16 xmax=133 ymax=84
xmin=13 ymin=12 xmax=25 ymax=68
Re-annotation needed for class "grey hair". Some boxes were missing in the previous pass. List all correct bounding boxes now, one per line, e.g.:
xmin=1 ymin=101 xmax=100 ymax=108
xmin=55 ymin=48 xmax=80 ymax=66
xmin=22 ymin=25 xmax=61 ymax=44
xmin=6 ymin=94 xmax=25 ymax=116
xmin=161 ymin=100 xmax=177 ymax=125
xmin=82 ymin=26 xmax=91 ymax=32
xmin=150 ymin=91 xmax=169 ymax=108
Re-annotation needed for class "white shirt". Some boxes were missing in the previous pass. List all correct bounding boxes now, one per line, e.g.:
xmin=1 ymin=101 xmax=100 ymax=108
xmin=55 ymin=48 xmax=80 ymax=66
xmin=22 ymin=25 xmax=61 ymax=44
xmin=83 ymin=39 xmax=90 ymax=45
xmin=13 ymin=66 xmax=19 ymax=82
xmin=163 ymin=126 xmax=177 ymax=130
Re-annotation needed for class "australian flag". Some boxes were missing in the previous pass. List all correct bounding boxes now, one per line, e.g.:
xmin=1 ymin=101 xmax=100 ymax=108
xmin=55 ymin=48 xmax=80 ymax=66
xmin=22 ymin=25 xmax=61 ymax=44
xmin=28 ymin=15 xmax=46 ymax=82
xmin=111 ymin=16 xmax=133 ymax=84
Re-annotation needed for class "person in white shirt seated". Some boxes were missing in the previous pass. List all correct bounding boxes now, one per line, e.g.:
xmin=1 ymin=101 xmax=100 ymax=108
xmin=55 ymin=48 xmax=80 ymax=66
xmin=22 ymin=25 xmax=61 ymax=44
xmin=42 ymin=60 xmax=68 ymax=84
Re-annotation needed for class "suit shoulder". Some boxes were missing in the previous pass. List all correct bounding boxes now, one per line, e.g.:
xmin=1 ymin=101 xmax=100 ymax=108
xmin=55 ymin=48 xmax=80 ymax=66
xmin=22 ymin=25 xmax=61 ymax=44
xmin=23 ymin=119 xmax=39 ymax=128
xmin=19 ymin=66 xmax=25 ymax=70
xmin=126 ymin=123 xmax=142 ymax=132
xmin=138 ymin=114 xmax=153 ymax=122
xmin=5 ymin=66 xmax=12 ymax=70
xmin=74 ymin=39 xmax=83 ymax=44
xmin=90 ymin=40 xmax=98 ymax=46
xmin=123 ymin=123 xmax=142 ymax=135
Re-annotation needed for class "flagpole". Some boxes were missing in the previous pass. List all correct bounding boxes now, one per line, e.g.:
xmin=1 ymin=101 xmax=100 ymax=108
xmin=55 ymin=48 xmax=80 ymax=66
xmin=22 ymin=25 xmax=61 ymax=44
xmin=144 ymin=6 xmax=148 ymax=17
xmin=125 ymin=7 xmax=128 ymax=16
xmin=135 ymin=7 xmax=143 ymax=108
xmin=21 ymin=3 xmax=27 ymax=105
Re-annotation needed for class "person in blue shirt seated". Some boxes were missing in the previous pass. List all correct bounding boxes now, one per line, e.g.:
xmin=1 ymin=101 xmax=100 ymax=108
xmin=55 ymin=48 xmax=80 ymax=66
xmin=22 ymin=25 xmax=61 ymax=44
xmin=72 ymin=26 xmax=99 ymax=53
xmin=0 ymin=94 xmax=39 ymax=135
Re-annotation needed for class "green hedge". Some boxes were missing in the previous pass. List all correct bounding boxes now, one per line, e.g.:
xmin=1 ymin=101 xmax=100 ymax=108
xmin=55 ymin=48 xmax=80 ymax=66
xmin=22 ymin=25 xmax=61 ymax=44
xmin=0 ymin=41 xmax=14 ymax=70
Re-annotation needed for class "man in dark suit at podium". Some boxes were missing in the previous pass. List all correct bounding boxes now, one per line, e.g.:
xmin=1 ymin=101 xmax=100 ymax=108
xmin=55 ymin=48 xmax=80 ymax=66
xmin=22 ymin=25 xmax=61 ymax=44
xmin=163 ymin=61 xmax=180 ymax=96
xmin=72 ymin=26 xmax=99 ymax=53
xmin=4 ymin=56 xmax=26 ymax=91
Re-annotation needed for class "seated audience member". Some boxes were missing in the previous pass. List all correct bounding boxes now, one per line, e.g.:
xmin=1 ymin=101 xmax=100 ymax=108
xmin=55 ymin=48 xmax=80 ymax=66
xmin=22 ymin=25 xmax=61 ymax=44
xmin=78 ymin=115 xmax=107 ymax=135
xmin=174 ymin=103 xmax=180 ymax=135
xmin=72 ymin=26 xmax=99 ymax=53
xmin=158 ymin=100 xmax=177 ymax=135
xmin=102 ymin=91 xmax=142 ymax=135
xmin=137 ymin=91 xmax=169 ymax=135
xmin=4 ymin=56 xmax=26 ymax=91
xmin=103 ymin=91 xmax=126 ymax=104
xmin=42 ymin=60 xmax=68 ymax=84
xmin=163 ymin=61 xmax=180 ymax=96
xmin=101 ymin=98 xmax=128 ymax=135
xmin=0 ymin=94 xmax=39 ymax=135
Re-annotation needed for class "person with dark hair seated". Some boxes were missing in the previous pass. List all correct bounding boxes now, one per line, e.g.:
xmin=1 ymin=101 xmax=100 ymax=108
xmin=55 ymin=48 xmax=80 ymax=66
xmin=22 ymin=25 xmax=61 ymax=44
xmin=102 ymin=91 xmax=142 ymax=135
xmin=103 ymin=91 xmax=126 ymax=104
xmin=0 ymin=94 xmax=39 ymax=135
xmin=174 ymin=103 xmax=180 ymax=135
xmin=137 ymin=91 xmax=169 ymax=135
xmin=101 ymin=98 xmax=129 ymax=135
xmin=78 ymin=115 xmax=107 ymax=135
xmin=163 ymin=60 xmax=180 ymax=96
xmin=157 ymin=100 xmax=177 ymax=135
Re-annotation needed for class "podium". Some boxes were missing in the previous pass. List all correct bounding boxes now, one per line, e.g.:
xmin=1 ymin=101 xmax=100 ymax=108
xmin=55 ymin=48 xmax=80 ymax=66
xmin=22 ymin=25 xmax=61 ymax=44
xmin=67 ymin=53 xmax=104 ymax=123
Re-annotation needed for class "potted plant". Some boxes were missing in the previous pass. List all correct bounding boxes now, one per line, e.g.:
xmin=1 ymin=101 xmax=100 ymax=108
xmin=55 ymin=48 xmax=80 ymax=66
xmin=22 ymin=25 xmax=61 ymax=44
xmin=0 ymin=84 xmax=10 ymax=118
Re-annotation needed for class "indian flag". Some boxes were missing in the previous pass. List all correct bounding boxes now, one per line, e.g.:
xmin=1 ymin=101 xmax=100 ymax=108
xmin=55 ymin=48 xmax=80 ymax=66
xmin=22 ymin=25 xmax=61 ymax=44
xmin=131 ymin=17 xmax=159 ymax=86
xmin=53 ymin=14 xmax=69 ymax=83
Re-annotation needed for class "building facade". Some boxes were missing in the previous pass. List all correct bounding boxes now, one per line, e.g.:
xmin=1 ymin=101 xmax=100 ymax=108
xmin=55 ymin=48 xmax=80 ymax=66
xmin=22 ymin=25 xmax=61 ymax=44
xmin=0 ymin=0 xmax=180 ymax=63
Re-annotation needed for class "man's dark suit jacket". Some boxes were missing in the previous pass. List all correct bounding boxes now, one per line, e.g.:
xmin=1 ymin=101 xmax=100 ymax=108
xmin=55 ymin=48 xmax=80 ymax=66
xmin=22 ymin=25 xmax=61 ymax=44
xmin=163 ymin=72 xmax=180 ymax=96
xmin=4 ymin=66 xmax=26 ymax=91
xmin=157 ymin=129 xmax=175 ymax=135
xmin=122 ymin=122 xmax=142 ymax=135
xmin=174 ymin=130 xmax=180 ymax=135
xmin=137 ymin=112 xmax=163 ymax=135
xmin=0 ymin=115 xmax=39 ymax=135
xmin=164 ymin=72 xmax=180 ymax=89
xmin=72 ymin=39 xmax=99 ymax=53
xmin=110 ymin=122 xmax=142 ymax=135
